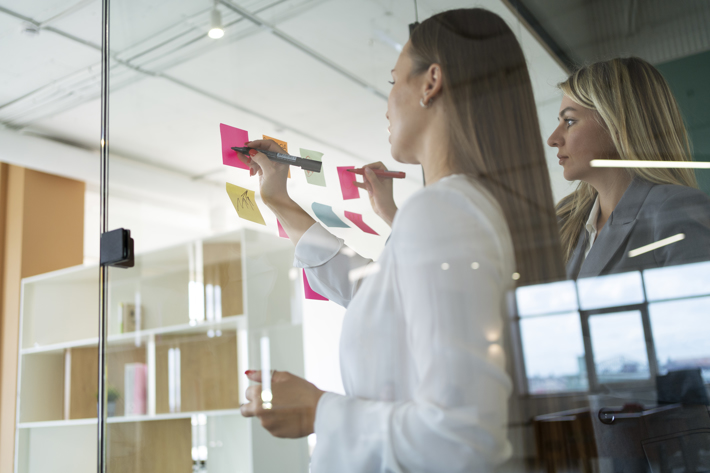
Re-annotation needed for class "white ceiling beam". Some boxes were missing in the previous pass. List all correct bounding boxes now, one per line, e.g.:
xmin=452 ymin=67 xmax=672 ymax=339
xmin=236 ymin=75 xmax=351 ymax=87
xmin=0 ymin=127 xmax=219 ymax=212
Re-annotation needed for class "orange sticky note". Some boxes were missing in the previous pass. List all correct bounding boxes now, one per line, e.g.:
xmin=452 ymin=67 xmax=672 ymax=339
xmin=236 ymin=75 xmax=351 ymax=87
xmin=263 ymin=135 xmax=291 ymax=178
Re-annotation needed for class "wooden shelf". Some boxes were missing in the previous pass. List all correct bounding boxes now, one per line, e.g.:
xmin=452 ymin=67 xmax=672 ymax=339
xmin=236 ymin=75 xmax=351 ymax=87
xmin=16 ymin=229 xmax=308 ymax=473
xmin=18 ymin=408 xmax=242 ymax=429
xmin=20 ymin=315 xmax=247 ymax=355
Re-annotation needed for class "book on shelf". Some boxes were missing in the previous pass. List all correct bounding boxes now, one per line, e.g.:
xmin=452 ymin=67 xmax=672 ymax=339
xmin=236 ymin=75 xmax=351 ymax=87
xmin=124 ymin=362 xmax=147 ymax=415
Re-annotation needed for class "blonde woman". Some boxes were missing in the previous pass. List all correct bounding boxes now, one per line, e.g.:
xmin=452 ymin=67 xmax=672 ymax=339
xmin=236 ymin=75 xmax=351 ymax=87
xmin=548 ymin=57 xmax=710 ymax=279
xmin=238 ymin=8 xmax=564 ymax=472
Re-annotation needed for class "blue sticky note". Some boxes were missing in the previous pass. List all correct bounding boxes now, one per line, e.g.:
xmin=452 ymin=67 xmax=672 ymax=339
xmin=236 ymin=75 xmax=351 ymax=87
xmin=312 ymin=203 xmax=350 ymax=228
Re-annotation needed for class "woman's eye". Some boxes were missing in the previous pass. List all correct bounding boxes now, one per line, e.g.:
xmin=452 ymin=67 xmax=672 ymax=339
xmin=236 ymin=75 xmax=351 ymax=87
xmin=565 ymin=119 xmax=575 ymax=127
xmin=388 ymin=80 xmax=395 ymax=85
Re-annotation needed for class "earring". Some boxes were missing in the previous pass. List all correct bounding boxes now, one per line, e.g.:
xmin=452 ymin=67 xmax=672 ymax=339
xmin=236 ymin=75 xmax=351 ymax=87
xmin=420 ymin=98 xmax=429 ymax=108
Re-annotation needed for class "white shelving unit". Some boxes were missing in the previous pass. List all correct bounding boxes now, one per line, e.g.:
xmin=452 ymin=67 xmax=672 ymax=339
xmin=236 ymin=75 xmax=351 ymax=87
xmin=14 ymin=228 xmax=309 ymax=473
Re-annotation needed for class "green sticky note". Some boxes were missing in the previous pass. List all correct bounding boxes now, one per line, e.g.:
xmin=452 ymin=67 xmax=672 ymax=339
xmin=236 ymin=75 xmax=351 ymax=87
xmin=226 ymin=183 xmax=266 ymax=225
xmin=300 ymin=148 xmax=326 ymax=187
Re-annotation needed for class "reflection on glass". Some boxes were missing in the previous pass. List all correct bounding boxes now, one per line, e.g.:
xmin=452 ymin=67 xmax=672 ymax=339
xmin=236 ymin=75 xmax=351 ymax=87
xmin=644 ymin=261 xmax=710 ymax=301
xmin=515 ymin=280 xmax=578 ymax=316
xmin=188 ymin=241 xmax=205 ymax=325
xmin=589 ymin=310 xmax=650 ymax=383
xmin=577 ymin=271 xmax=645 ymax=310
xmin=206 ymin=284 xmax=215 ymax=322
xmin=650 ymin=296 xmax=710 ymax=382
xmin=191 ymin=413 xmax=208 ymax=465
xmin=168 ymin=347 xmax=181 ymax=413
xmin=519 ymin=312 xmax=588 ymax=393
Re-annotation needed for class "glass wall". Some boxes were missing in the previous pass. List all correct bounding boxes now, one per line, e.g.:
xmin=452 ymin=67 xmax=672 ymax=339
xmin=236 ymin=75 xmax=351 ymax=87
xmin=8 ymin=0 xmax=710 ymax=472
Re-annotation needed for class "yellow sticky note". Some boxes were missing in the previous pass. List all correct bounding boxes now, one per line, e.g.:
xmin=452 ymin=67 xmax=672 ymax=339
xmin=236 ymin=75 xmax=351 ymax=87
xmin=263 ymin=134 xmax=291 ymax=179
xmin=226 ymin=183 xmax=265 ymax=225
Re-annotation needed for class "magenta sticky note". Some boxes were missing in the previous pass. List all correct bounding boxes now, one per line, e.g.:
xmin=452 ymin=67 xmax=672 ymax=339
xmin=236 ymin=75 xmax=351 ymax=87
xmin=277 ymin=219 xmax=288 ymax=239
xmin=220 ymin=123 xmax=249 ymax=170
xmin=337 ymin=166 xmax=360 ymax=200
xmin=344 ymin=211 xmax=379 ymax=235
xmin=303 ymin=269 xmax=328 ymax=301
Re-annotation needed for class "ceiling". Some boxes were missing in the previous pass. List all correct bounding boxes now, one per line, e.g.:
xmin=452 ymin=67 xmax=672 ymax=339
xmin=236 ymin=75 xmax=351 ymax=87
xmin=510 ymin=0 xmax=710 ymax=69
xmin=0 ymin=0 xmax=574 ymax=260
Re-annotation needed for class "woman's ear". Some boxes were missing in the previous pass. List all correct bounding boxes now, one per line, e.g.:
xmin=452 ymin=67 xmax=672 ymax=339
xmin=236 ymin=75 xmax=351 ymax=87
xmin=422 ymin=64 xmax=444 ymax=103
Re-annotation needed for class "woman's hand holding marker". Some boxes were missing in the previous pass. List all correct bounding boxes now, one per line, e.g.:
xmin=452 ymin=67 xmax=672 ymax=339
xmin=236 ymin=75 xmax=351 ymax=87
xmin=353 ymin=161 xmax=398 ymax=227
xmin=237 ymin=139 xmax=291 ymax=207
xmin=240 ymin=369 xmax=324 ymax=439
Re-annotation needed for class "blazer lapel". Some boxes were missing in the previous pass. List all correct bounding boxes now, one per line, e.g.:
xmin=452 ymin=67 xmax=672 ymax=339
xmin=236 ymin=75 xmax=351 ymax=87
xmin=578 ymin=179 xmax=654 ymax=278
xmin=578 ymin=220 xmax=637 ymax=277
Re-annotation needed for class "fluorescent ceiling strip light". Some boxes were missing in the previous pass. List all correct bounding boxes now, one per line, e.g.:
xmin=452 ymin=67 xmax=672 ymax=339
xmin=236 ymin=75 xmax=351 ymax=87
xmin=628 ymin=233 xmax=685 ymax=258
xmin=591 ymin=159 xmax=710 ymax=169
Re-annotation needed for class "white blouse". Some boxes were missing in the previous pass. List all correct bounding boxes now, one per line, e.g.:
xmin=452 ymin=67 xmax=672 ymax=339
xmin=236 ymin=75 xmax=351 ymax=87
xmin=293 ymin=174 xmax=516 ymax=472
xmin=584 ymin=196 xmax=601 ymax=259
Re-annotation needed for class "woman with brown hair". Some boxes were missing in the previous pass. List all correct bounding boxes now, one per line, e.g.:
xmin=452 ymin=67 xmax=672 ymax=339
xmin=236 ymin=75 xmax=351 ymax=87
xmin=549 ymin=57 xmax=710 ymax=279
xmin=239 ymin=8 xmax=563 ymax=472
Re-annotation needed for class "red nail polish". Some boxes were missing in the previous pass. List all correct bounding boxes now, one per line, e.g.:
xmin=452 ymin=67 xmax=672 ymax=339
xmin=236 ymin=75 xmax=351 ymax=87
xmin=245 ymin=370 xmax=253 ymax=375
xmin=248 ymin=149 xmax=258 ymax=157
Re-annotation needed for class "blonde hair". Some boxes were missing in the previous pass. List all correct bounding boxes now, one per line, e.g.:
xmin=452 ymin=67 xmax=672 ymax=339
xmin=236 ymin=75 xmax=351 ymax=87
xmin=410 ymin=9 xmax=565 ymax=285
xmin=556 ymin=57 xmax=698 ymax=262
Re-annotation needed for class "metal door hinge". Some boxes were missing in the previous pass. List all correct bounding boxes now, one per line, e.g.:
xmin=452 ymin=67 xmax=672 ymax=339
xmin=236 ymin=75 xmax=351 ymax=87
xmin=100 ymin=228 xmax=134 ymax=268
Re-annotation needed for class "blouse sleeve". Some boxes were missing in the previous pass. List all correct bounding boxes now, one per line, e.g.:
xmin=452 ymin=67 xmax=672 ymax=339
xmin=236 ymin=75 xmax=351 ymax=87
xmin=293 ymin=222 xmax=374 ymax=308
xmin=311 ymin=189 xmax=515 ymax=472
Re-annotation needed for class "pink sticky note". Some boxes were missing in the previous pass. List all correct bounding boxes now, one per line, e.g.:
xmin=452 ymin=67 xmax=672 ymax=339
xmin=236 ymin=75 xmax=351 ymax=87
xmin=277 ymin=219 xmax=288 ymax=239
xmin=337 ymin=166 xmax=360 ymax=200
xmin=344 ymin=211 xmax=379 ymax=235
xmin=220 ymin=123 xmax=249 ymax=170
xmin=303 ymin=269 xmax=328 ymax=301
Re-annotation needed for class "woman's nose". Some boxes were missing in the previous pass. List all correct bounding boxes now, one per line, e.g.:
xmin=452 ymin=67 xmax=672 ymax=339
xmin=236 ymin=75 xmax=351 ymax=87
xmin=547 ymin=127 xmax=562 ymax=148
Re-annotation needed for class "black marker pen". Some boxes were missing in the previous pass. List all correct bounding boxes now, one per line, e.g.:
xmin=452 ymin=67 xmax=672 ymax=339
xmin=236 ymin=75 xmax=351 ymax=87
xmin=232 ymin=147 xmax=323 ymax=173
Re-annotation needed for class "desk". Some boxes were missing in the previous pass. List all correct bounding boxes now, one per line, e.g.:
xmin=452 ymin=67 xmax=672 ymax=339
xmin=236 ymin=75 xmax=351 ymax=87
xmin=533 ymin=403 xmax=710 ymax=473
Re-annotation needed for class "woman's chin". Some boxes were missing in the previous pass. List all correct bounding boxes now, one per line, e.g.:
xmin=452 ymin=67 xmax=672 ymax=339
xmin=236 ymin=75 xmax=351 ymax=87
xmin=389 ymin=146 xmax=403 ymax=163
xmin=562 ymin=169 xmax=577 ymax=182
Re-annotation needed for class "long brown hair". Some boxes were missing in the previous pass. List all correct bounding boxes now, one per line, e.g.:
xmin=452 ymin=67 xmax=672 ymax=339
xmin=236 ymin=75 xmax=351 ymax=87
xmin=409 ymin=8 xmax=565 ymax=285
xmin=556 ymin=57 xmax=698 ymax=262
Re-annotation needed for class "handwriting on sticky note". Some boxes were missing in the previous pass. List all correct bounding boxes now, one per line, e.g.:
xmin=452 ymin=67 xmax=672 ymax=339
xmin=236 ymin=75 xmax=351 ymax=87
xmin=312 ymin=203 xmax=350 ymax=228
xmin=263 ymin=135 xmax=291 ymax=178
xmin=226 ymin=183 xmax=265 ymax=225
xmin=277 ymin=219 xmax=288 ymax=238
xmin=303 ymin=269 xmax=328 ymax=301
xmin=300 ymin=148 xmax=326 ymax=187
xmin=220 ymin=124 xmax=249 ymax=170
xmin=337 ymin=166 xmax=359 ymax=200
xmin=344 ymin=211 xmax=379 ymax=235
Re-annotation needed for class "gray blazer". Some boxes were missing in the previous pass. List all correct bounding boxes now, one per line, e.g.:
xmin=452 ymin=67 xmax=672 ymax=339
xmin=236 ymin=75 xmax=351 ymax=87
xmin=567 ymin=178 xmax=710 ymax=279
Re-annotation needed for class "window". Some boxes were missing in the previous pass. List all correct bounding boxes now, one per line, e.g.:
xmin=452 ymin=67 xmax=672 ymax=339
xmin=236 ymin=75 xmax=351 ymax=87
xmin=588 ymin=310 xmax=650 ymax=384
xmin=519 ymin=313 xmax=588 ymax=394
xmin=515 ymin=261 xmax=710 ymax=395
xmin=515 ymin=280 xmax=587 ymax=394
